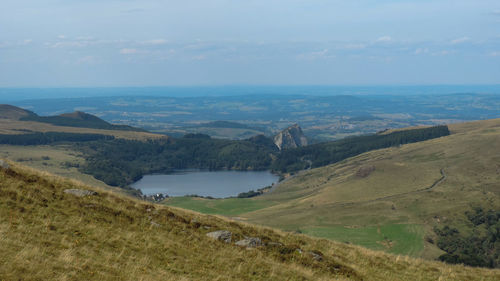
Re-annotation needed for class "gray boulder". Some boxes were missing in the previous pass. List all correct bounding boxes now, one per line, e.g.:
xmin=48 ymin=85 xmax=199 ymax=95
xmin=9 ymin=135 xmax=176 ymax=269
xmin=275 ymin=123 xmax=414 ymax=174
xmin=206 ymin=230 xmax=232 ymax=243
xmin=306 ymin=251 xmax=323 ymax=261
xmin=64 ymin=189 xmax=98 ymax=197
xmin=235 ymin=237 xmax=262 ymax=248
xmin=0 ymin=159 xmax=9 ymax=169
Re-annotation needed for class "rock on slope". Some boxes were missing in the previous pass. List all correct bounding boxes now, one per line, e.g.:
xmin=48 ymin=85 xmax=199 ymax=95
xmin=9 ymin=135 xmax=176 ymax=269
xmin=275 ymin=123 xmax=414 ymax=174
xmin=273 ymin=124 xmax=308 ymax=150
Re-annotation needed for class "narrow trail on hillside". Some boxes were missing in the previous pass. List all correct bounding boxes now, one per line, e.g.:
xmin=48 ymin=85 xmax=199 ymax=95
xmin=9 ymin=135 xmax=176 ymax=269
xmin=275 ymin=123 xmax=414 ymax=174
xmin=323 ymin=168 xmax=447 ymax=208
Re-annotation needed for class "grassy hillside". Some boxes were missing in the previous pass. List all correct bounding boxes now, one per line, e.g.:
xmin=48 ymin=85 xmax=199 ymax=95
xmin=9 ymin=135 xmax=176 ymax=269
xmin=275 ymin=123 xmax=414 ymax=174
xmin=0 ymin=119 xmax=165 ymax=141
xmin=1 ymin=162 xmax=499 ymax=280
xmin=164 ymin=121 xmax=269 ymax=140
xmin=0 ymin=104 xmax=36 ymax=120
xmin=0 ymin=104 xmax=163 ymax=141
xmin=21 ymin=111 xmax=145 ymax=132
xmin=0 ymin=144 xmax=112 ymax=189
xmin=166 ymin=119 xmax=500 ymax=260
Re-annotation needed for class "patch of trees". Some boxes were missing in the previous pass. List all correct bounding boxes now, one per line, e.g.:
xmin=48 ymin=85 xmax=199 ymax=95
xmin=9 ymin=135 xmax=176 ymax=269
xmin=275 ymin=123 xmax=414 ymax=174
xmin=0 ymin=132 xmax=113 ymax=145
xmin=237 ymin=185 xmax=273 ymax=198
xmin=434 ymin=207 xmax=500 ymax=268
xmin=76 ymin=135 xmax=278 ymax=187
xmin=271 ymin=125 xmax=450 ymax=173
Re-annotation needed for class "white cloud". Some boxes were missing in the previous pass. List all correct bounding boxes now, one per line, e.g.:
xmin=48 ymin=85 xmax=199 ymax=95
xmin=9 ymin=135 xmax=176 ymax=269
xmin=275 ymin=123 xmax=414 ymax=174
xmin=119 ymin=48 xmax=138 ymax=54
xmin=451 ymin=37 xmax=470 ymax=44
xmin=343 ymin=43 xmax=366 ymax=50
xmin=414 ymin=48 xmax=429 ymax=55
xmin=192 ymin=55 xmax=206 ymax=61
xmin=58 ymin=35 xmax=66 ymax=39
xmin=76 ymin=36 xmax=94 ymax=41
xmin=376 ymin=36 xmax=392 ymax=43
xmin=141 ymin=39 xmax=168 ymax=45
xmin=21 ymin=39 xmax=33 ymax=45
xmin=76 ymin=56 xmax=99 ymax=65
xmin=51 ymin=41 xmax=87 ymax=48
xmin=432 ymin=50 xmax=452 ymax=56
xmin=122 ymin=8 xmax=146 ymax=14
xmin=297 ymin=49 xmax=335 ymax=60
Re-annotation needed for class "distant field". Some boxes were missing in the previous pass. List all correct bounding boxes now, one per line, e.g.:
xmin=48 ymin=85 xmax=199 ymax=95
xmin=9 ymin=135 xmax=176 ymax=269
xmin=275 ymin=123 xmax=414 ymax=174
xmin=301 ymin=224 xmax=424 ymax=256
xmin=163 ymin=127 xmax=266 ymax=140
xmin=164 ymin=198 xmax=425 ymax=256
xmin=165 ymin=197 xmax=276 ymax=216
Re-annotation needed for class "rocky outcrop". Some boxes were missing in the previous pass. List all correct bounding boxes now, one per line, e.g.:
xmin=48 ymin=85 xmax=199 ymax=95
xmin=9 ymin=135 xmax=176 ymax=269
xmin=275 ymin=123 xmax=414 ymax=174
xmin=235 ymin=237 xmax=262 ymax=248
xmin=206 ymin=230 xmax=232 ymax=243
xmin=64 ymin=189 xmax=98 ymax=197
xmin=306 ymin=251 xmax=324 ymax=261
xmin=0 ymin=159 xmax=10 ymax=169
xmin=273 ymin=124 xmax=308 ymax=150
xmin=356 ymin=165 xmax=375 ymax=178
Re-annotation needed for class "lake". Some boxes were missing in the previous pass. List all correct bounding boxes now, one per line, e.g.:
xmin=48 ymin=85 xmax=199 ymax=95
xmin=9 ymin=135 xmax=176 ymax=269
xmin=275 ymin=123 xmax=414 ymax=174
xmin=132 ymin=170 xmax=279 ymax=198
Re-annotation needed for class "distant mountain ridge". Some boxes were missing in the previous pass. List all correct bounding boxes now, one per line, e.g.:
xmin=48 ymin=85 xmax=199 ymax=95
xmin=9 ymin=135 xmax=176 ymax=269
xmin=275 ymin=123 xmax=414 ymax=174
xmin=0 ymin=105 xmax=145 ymax=132
xmin=0 ymin=104 xmax=36 ymax=120
xmin=273 ymin=124 xmax=308 ymax=150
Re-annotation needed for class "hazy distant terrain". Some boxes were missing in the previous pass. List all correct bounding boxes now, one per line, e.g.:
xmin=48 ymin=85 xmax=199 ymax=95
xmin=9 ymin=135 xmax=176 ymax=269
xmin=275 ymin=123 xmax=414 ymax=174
xmin=6 ymin=87 xmax=500 ymax=140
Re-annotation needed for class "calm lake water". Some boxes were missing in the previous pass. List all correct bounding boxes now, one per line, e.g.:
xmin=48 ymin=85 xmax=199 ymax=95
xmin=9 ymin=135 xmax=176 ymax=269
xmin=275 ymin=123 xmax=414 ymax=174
xmin=132 ymin=170 xmax=279 ymax=198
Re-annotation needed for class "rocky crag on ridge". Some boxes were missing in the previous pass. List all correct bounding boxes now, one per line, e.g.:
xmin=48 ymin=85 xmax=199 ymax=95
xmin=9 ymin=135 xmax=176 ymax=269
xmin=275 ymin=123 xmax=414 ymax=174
xmin=273 ymin=124 xmax=308 ymax=150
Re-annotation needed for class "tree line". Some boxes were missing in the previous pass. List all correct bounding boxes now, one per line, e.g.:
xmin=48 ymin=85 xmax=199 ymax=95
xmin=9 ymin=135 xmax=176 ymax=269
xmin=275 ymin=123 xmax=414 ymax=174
xmin=0 ymin=132 xmax=113 ymax=145
xmin=271 ymin=125 xmax=450 ymax=173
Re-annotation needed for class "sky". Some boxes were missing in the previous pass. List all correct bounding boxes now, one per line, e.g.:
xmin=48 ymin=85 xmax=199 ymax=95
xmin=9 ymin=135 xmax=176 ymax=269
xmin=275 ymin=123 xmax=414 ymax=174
xmin=0 ymin=0 xmax=499 ymax=87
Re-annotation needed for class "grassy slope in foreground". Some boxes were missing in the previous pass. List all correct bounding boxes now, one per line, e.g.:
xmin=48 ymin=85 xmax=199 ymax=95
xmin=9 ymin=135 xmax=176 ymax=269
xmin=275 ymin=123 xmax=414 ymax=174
xmin=1 ymin=163 xmax=499 ymax=280
xmin=165 ymin=119 xmax=500 ymax=259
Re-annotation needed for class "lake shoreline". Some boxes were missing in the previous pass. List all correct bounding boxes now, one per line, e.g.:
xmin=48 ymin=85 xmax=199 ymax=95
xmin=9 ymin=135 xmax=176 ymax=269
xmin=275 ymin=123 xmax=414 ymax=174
xmin=132 ymin=170 xmax=279 ymax=198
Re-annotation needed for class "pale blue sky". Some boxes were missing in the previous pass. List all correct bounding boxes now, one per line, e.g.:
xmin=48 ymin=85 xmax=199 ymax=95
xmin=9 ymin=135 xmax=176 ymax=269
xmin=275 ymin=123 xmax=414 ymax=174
xmin=0 ymin=0 xmax=499 ymax=86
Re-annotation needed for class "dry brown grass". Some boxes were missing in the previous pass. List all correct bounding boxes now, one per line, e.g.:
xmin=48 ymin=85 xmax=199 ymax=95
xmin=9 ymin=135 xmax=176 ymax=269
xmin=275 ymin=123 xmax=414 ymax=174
xmin=0 ymin=119 xmax=166 ymax=141
xmin=0 ymin=161 xmax=499 ymax=280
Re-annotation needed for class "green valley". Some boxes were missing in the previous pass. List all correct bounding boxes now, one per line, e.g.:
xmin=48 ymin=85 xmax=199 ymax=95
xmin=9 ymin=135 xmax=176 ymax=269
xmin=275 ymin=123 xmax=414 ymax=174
xmin=164 ymin=119 xmax=500 ymax=263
